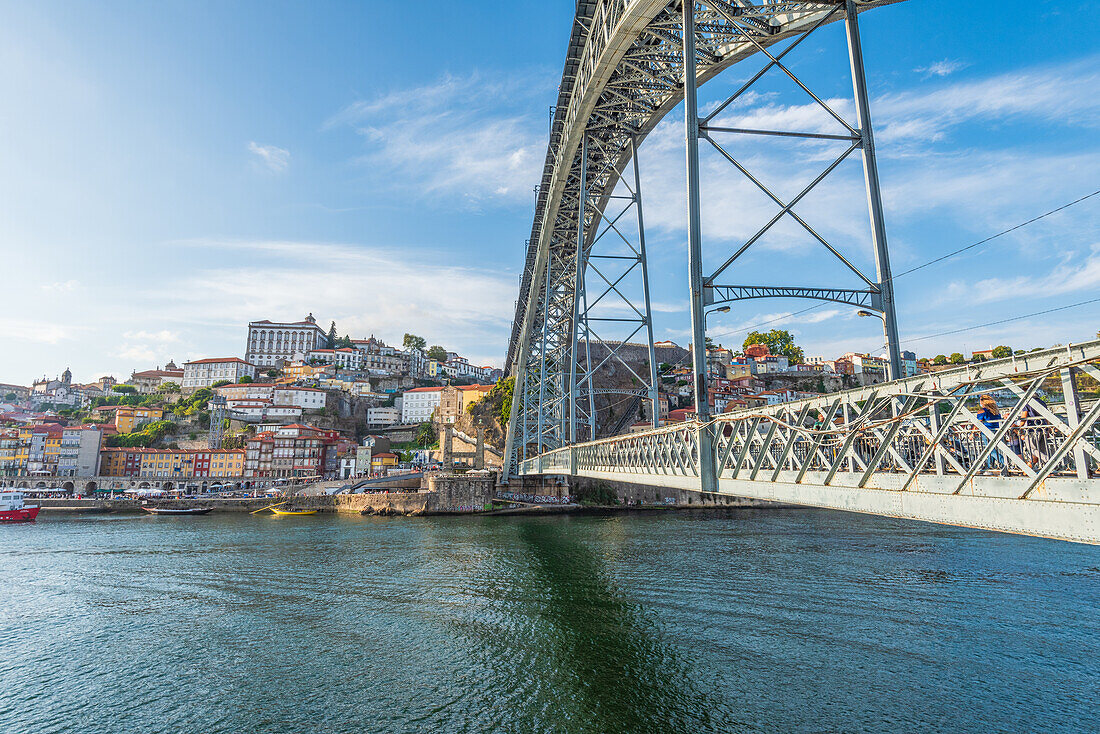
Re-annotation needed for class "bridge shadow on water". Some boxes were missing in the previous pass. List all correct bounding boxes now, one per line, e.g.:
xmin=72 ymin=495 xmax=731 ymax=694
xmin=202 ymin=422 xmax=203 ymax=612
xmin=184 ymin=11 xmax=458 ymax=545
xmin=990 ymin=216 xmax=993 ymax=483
xmin=516 ymin=519 xmax=743 ymax=734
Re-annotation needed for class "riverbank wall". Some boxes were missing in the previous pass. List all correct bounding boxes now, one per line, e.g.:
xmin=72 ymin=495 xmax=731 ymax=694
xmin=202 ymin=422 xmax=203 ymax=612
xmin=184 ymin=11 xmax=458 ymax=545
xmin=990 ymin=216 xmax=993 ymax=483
xmin=34 ymin=472 xmax=784 ymax=516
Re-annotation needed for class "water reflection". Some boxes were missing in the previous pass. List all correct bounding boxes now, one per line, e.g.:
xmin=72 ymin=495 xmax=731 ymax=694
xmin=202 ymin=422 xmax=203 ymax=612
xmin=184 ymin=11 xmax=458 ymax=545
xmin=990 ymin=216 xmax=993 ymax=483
xmin=519 ymin=519 xmax=741 ymax=734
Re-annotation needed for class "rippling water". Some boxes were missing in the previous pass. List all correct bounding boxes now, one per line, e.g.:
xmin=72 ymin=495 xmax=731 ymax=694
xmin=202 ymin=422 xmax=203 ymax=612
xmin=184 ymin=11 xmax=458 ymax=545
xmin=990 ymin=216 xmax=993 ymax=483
xmin=1 ymin=509 xmax=1097 ymax=733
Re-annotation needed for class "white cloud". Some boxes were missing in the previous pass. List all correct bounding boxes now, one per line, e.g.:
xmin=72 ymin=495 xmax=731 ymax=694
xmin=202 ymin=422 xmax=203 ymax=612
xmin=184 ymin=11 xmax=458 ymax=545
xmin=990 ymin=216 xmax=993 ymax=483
xmin=122 ymin=329 xmax=180 ymax=343
xmin=0 ymin=320 xmax=70 ymax=344
xmin=325 ymin=71 xmax=552 ymax=205
xmin=163 ymin=238 xmax=515 ymax=367
xmin=914 ymin=59 xmax=968 ymax=78
xmin=878 ymin=57 xmax=1100 ymax=145
xmin=117 ymin=344 xmax=159 ymax=363
xmin=40 ymin=279 xmax=79 ymax=293
xmin=248 ymin=141 xmax=290 ymax=172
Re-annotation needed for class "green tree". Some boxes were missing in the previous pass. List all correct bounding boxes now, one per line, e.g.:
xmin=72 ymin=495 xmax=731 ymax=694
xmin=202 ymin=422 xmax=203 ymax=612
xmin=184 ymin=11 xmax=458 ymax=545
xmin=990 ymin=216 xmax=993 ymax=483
xmin=972 ymin=354 xmax=987 ymax=363
xmin=427 ymin=345 xmax=448 ymax=362
xmin=932 ymin=354 xmax=947 ymax=365
xmin=414 ymin=422 xmax=436 ymax=448
xmin=238 ymin=375 xmax=253 ymax=383
xmin=336 ymin=334 xmax=354 ymax=349
xmin=990 ymin=345 xmax=1012 ymax=359
xmin=744 ymin=329 xmax=804 ymax=364
xmin=326 ymin=321 xmax=338 ymax=349
xmin=158 ymin=381 xmax=180 ymax=393
xmin=211 ymin=380 xmax=232 ymax=388
xmin=3 ymin=392 xmax=16 ymax=401
xmin=114 ymin=385 xmax=137 ymax=394
xmin=265 ymin=369 xmax=280 ymax=378
xmin=948 ymin=352 xmax=965 ymax=364
xmin=497 ymin=376 xmax=514 ymax=426
xmin=403 ymin=334 xmax=427 ymax=351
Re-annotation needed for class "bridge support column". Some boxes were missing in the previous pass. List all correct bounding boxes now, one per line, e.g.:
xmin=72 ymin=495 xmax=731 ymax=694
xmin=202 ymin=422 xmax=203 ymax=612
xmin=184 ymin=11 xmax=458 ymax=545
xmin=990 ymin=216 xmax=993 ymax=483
xmin=845 ymin=0 xmax=901 ymax=380
xmin=682 ymin=1 xmax=716 ymax=494
xmin=568 ymin=135 xmax=588 ymax=446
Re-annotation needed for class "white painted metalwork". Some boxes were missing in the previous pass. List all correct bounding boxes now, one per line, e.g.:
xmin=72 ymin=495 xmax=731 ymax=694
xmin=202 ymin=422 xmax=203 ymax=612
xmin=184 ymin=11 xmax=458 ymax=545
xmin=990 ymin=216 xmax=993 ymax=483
xmin=520 ymin=343 xmax=1100 ymax=544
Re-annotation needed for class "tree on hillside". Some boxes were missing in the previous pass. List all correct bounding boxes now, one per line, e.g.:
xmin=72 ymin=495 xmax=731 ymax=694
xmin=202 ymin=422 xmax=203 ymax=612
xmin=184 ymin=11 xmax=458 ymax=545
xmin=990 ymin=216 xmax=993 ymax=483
xmin=403 ymin=334 xmax=427 ymax=351
xmin=3 ymin=392 xmax=16 ymax=401
xmin=265 ymin=369 xmax=280 ymax=378
xmin=932 ymin=355 xmax=947 ymax=365
xmin=336 ymin=334 xmax=354 ymax=349
xmin=114 ymin=385 xmax=137 ymax=394
xmin=415 ymin=422 xmax=436 ymax=448
xmin=238 ymin=376 xmax=253 ymax=383
xmin=427 ymin=345 xmax=448 ymax=362
xmin=744 ymin=329 xmax=804 ymax=364
xmin=211 ymin=380 xmax=232 ymax=388
xmin=991 ymin=345 xmax=1012 ymax=359
xmin=159 ymin=381 xmax=180 ymax=393
xmin=949 ymin=352 xmax=965 ymax=364
xmin=326 ymin=321 xmax=338 ymax=349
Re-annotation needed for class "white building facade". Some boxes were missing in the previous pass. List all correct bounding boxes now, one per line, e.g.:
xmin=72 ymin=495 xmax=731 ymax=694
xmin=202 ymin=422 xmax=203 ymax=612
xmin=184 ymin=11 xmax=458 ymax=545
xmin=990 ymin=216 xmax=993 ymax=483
xmin=401 ymin=387 xmax=442 ymax=423
xmin=367 ymin=406 xmax=401 ymax=429
xmin=307 ymin=348 xmax=363 ymax=370
xmin=246 ymin=315 xmax=327 ymax=368
xmin=182 ymin=358 xmax=257 ymax=391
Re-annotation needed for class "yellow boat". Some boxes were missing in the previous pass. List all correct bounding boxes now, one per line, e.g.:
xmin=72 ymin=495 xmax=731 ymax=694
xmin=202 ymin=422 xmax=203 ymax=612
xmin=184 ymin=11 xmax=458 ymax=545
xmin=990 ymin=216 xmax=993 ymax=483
xmin=269 ymin=507 xmax=317 ymax=516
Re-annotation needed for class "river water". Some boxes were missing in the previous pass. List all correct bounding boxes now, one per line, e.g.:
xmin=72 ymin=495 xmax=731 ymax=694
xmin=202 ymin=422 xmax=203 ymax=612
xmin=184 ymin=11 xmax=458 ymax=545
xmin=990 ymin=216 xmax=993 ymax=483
xmin=1 ymin=509 xmax=1097 ymax=733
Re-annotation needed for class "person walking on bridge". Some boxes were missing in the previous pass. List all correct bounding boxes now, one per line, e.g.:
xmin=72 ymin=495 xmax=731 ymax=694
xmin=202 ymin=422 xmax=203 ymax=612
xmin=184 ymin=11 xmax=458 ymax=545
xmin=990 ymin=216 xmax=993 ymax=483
xmin=974 ymin=394 xmax=1005 ymax=473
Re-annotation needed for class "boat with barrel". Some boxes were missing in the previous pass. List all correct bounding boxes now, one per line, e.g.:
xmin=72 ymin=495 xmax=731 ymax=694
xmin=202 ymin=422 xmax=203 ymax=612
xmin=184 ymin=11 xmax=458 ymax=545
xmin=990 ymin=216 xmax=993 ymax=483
xmin=142 ymin=506 xmax=213 ymax=516
xmin=0 ymin=491 xmax=39 ymax=523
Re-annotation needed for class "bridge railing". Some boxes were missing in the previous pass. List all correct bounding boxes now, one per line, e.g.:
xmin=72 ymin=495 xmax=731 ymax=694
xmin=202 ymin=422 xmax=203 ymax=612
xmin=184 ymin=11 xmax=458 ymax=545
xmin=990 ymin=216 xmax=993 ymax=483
xmin=521 ymin=342 xmax=1100 ymax=504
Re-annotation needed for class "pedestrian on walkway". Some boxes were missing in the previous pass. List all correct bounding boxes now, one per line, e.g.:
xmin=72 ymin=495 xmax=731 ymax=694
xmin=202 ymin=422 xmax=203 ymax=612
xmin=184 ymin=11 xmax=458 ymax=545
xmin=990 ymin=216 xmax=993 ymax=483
xmin=974 ymin=394 xmax=1005 ymax=472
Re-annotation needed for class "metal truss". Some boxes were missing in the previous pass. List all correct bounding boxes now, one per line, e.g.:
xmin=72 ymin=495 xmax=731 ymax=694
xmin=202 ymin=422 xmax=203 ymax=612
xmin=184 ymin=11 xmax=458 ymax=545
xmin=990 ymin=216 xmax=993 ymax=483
xmin=570 ymin=134 xmax=660 ymax=445
xmin=693 ymin=0 xmax=902 ymax=380
xmin=504 ymin=0 xmax=908 ymax=480
xmin=707 ymin=285 xmax=882 ymax=310
xmin=520 ymin=342 xmax=1100 ymax=544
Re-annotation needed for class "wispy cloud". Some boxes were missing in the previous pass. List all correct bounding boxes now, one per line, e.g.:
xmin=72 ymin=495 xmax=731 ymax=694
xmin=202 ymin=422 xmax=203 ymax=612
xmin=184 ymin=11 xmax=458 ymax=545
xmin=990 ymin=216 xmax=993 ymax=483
xmin=164 ymin=238 xmax=516 ymax=367
xmin=325 ymin=71 xmax=553 ymax=205
xmin=40 ymin=279 xmax=79 ymax=293
xmin=914 ymin=59 xmax=969 ymax=78
xmin=248 ymin=141 xmax=290 ymax=172
xmin=879 ymin=56 xmax=1100 ymax=144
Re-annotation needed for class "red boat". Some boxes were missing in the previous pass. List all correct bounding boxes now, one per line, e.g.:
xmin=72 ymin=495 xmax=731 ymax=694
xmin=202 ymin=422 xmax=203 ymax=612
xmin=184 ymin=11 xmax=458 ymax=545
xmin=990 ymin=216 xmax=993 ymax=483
xmin=0 ymin=491 xmax=40 ymax=522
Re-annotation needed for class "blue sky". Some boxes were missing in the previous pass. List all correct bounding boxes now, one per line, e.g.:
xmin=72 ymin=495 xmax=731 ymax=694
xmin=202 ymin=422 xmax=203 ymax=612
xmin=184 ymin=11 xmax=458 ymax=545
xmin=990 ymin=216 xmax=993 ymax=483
xmin=2 ymin=0 xmax=1098 ymax=385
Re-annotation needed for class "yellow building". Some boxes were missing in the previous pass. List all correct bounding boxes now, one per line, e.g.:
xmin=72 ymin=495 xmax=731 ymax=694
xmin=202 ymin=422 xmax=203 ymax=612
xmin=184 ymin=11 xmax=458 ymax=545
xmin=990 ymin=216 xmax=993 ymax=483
xmin=370 ymin=452 xmax=398 ymax=471
xmin=115 ymin=407 xmax=165 ymax=434
xmin=283 ymin=362 xmax=332 ymax=380
xmin=0 ymin=428 xmax=20 ymax=475
xmin=459 ymin=384 xmax=494 ymax=409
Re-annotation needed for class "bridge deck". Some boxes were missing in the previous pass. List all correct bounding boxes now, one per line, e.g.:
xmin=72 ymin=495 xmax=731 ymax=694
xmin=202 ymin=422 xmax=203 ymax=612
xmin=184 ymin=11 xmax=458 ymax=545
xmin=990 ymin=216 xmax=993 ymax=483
xmin=520 ymin=343 xmax=1100 ymax=544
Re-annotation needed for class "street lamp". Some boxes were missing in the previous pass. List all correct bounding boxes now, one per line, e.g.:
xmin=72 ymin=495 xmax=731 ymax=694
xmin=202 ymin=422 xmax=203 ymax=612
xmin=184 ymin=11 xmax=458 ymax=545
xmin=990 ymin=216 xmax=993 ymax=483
xmin=856 ymin=308 xmax=896 ymax=381
xmin=705 ymin=305 xmax=730 ymax=329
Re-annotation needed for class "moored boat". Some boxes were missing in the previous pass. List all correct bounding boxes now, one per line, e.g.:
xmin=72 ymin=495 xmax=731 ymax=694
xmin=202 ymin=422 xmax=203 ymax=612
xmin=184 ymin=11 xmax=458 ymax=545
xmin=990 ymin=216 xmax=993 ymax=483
xmin=269 ymin=507 xmax=317 ymax=516
xmin=0 ymin=491 xmax=40 ymax=523
xmin=142 ymin=506 xmax=214 ymax=516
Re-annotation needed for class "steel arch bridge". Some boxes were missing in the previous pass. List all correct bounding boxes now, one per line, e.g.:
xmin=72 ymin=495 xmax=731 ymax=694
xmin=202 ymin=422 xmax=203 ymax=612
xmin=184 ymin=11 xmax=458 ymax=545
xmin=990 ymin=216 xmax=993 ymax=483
xmin=501 ymin=0 xmax=1100 ymax=544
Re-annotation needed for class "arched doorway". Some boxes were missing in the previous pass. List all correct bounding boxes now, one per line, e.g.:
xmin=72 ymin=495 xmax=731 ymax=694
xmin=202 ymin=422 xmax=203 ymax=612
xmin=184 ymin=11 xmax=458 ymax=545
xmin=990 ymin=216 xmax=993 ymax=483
xmin=85 ymin=481 xmax=98 ymax=493
xmin=34 ymin=481 xmax=47 ymax=489
xmin=62 ymin=481 xmax=74 ymax=491
xmin=138 ymin=482 xmax=150 ymax=489
xmin=163 ymin=482 xmax=173 ymax=491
